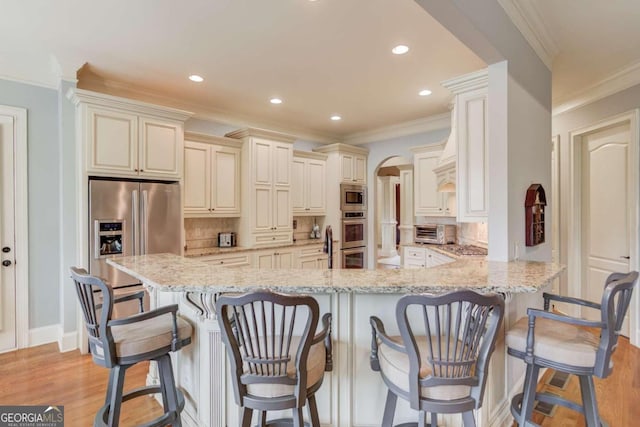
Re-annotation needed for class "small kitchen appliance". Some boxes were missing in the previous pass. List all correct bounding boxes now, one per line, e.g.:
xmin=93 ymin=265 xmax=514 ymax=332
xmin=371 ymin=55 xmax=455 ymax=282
xmin=218 ymin=232 xmax=237 ymax=247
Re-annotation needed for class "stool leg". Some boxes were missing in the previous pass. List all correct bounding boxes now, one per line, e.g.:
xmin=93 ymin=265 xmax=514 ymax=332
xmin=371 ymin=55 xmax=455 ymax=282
xmin=381 ymin=390 xmax=397 ymax=427
xmin=158 ymin=354 xmax=181 ymax=427
xmin=579 ymin=375 xmax=601 ymax=427
xmin=462 ymin=410 xmax=476 ymax=427
xmin=240 ymin=407 xmax=253 ymax=427
xmin=430 ymin=413 xmax=438 ymax=426
xmin=518 ymin=363 xmax=540 ymax=425
xmin=418 ymin=410 xmax=427 ymax=427
xmin=308 ymin=394 xmax=321 ymax=427
xmin=106 ymin=365 xmax=126 ymax=427
xmin=257 ymin=410 xmax=267 ymax=427
xmin=292 ymin=407 xmax=304 ymax=427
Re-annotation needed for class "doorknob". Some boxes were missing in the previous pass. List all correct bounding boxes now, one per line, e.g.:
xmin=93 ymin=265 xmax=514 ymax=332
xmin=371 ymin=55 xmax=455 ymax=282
xmin=2 ymin=260 xmax=11 ymax=267
xmin=2 ymin=247 xmax=10 ymax=253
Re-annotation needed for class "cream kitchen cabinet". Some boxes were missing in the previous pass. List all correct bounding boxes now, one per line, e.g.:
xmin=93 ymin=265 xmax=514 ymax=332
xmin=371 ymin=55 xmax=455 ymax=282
xmin=412 ymin=143 xmax=446 ymax=216
xmin=71 ymin=90 xmax=191 ymax=179
xmin=254 ymin=248 xmax=295 ymax=269
xmin=292 ymin=151 xmax=327 ymax=215
xmin=197 ymin=252 xmax=251 ymax=267
xmin=341 ymin=152 xmax=367 ymax=184
xmin=402 ymin=246 xmax=454 ymax=269
xmin=442 ymin=70 xmax=489 ymax=222
xmin=296 ymin=244 xmax=329 ymax=269
xmin=183 ymin=133 xmax=241 ymax=217
xmin=226 ymin=128 xmax=295 ymax=247
xmin=433 ymin=162 xmax=457 ymax=217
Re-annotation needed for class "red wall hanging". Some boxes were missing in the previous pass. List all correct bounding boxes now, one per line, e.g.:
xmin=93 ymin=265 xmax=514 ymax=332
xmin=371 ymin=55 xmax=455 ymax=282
xmin=525 ymin=184 xmax=546 ymax=246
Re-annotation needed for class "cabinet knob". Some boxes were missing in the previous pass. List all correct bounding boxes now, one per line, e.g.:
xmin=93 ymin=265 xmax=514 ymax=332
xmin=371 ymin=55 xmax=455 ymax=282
xmin=2 ymin=247 xmax=10 ymax=253
xmin=272 ymin=237 xmax=276 ymax=240
xmin=220 ymin=261 xmax=224 ymax=264
xmin=2 ymin=260 xmax=11 ymax=267
xmin=140 ymin=169 xmax=144 ymax=172
xmin=134 ymin=168 xmax=139 ymax=172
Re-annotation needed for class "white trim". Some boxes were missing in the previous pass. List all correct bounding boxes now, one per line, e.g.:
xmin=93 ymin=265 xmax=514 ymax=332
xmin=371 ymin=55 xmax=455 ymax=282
xmin=58 ymin=329 xmax=78 ymax=353
xmin=0 ymin=105 xmax=29 ymax=350
xmin=28 ymin=325 xmax=59 ymax=347
xmin=553 ymin=60 xmax=640 ymax=116
xmin=342 ymin=113 xmax=451 ymax=145
xmin=496 ymin=0 xmax=558 ymax=69
xmin=441 ymin=69 xmax=489 ymax=94
xmin=567 ymin=110 xmax=639 ymax=346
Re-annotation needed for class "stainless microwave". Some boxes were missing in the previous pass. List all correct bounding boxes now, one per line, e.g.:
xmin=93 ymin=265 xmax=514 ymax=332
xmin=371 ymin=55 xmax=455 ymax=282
xmin=414 ymin=224 xmax=456 ymax=244
xmin=340 ymin=184 xmax=367 ymax=212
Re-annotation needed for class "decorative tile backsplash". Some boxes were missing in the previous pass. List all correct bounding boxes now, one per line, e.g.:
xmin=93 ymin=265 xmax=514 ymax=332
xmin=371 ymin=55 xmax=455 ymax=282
xmin=458 ymin=222 xmax=488 ymax=247
xmin=184 ymin=218 xmax=239 ymax=249
xmin=293 ymin=216 xmax=325 ymax=242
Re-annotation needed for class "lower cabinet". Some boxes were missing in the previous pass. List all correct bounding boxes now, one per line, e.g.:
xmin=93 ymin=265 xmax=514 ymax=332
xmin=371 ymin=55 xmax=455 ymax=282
xmin=402 ymin=246 xmax=454 ymax=269
xmin=296 ymin=245 xmax=329 ymax=269
xmin=197 ymin=253 xmax=251 ymax=267
xmin=192 ymin=243 xmax=330 ymax=270
xmin=253 ymin=248 xmax=295 ymax=268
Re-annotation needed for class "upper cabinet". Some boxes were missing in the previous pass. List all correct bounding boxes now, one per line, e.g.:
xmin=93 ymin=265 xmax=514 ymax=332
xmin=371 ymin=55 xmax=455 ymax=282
xmin=442 ymin=69 xmax=489 ymax=223
xmin=340 ymin=152 xmax=367 ymax=184
xmin=292 ymin=151 xmax=327 ymax=216
xmin=226 ymin=128 xmax=295 ymax=247
xmin=70 ymin=89 xmax=192 ymax=179
xmin=412 ymin=143 xmax=447 ymax=216
xmin=183 ymin=133 xmax=241 ymax=217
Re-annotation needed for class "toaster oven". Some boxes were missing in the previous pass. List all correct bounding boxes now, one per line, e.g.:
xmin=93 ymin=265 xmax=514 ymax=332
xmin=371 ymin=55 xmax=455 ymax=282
xmin=414 ymin=224 xmax=456 ymax=244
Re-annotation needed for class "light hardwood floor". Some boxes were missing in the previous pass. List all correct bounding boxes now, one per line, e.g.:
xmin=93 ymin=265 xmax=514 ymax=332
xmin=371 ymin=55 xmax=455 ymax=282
xmin=0 ymin=338 xmax=638 ymax=426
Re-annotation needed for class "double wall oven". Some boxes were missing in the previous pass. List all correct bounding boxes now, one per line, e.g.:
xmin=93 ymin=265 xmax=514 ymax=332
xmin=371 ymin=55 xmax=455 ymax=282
xmin=340 ymin=184 xmax=367 ymax=269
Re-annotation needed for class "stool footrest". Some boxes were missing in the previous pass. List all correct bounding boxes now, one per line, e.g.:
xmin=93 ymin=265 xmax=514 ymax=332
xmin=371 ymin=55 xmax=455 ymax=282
xmin=95 ymin=385 xmax=185 ymax=427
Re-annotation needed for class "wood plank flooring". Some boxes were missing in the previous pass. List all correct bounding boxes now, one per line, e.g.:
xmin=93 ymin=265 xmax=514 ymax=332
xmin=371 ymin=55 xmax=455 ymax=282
xmin=0 ymin=343 xmax=162 ymax=426
xmin=0 ymin=338 xmax=637 ymax=426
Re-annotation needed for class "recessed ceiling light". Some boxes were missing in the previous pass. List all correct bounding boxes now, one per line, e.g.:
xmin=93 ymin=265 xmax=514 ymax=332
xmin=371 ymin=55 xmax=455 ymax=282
xmin=270 ymin=98 xmax=283 ymax=104
xmin=392 ymin=45 xmax=409 ymax=55
xmin=419 ymin=89 xmax=432 ymax=96
xmin=188 ymin=74 xmax=204 ymax=82
xmin=330 ymin=115 xmax=342 ymax=121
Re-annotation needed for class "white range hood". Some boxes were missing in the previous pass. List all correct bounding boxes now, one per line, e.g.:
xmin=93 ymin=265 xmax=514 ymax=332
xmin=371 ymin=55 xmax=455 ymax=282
xmin=434 ymin=106 xmax=457 ymax=192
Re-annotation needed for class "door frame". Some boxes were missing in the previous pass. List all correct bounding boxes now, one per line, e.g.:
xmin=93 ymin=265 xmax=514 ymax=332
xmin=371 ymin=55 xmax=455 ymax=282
xmin=568 ymin=109 xmax=639 ymax=347
xmin=0 ymin=105 xmax=29 ymax=350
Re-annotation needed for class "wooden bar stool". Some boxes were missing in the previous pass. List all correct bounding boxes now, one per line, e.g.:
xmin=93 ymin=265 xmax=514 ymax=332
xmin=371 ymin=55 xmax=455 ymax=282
xmin=370 ymin=290 xmax=505 ymax=427
xmin=70 ymin=267 xmax=193 ymax=427
xmin=506 ymin=271 xmax=638 ymax=427
xmin=216 ymin=289 xmax=332 ymax=427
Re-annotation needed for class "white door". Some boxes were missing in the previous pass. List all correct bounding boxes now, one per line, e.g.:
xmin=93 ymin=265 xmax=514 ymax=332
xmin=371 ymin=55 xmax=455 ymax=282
xmin=581 ymin=123 xmax=631 ymax=334
xmin=0 ymin=114 xmax=16 ymax=352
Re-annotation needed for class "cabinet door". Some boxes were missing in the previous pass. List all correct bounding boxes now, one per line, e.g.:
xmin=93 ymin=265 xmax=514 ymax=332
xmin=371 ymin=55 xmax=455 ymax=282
xmin=211 ymin=146 xmax=241 ymax=216
xmin=353 ymin=154 xmax=367 ymax=184
xmin=139 ymin=116 xmax=182 ymax=178
xmin=183 ymin=141 xmax=211 ymax=215
xmin=299 ymin=257 xmax=319 ymax=269
xmin=276 ymin=250 xmax=294 ymax=268
xmin=253 ymin=139 xmax=273 ymax=185
xmin=457 ymin=87 xmax=489 ymax=222
xmin=307 ymin=159 xmax=326 ymax=214
xmin=273 ymin=187 xmax=292 ymax=231
xmin=414 ymin=152 xmax=443 ymax=216
xmin=254 ymin=186 xmax=273 ymax=232
xmin=317 ymin=257 xmax=329 ymax=269
xmin=86 ymin=106 xmax=138 ymax=176
xmin=254 ymin=251 xmax=276 ymax=268
xmin=272 ymin=142 xmax=292 ymax=186
xmin=341 ymin=154 xmax=354 ymax=182
xmin=291 ymin=158 xmax=306 ymax=214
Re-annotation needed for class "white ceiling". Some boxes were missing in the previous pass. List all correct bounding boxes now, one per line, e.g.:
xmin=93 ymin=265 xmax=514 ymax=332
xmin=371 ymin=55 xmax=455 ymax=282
xmin=3 ymin=1 xmax=640 ymax=140
xmin=0 ymin=0 xmax=486 ymax=141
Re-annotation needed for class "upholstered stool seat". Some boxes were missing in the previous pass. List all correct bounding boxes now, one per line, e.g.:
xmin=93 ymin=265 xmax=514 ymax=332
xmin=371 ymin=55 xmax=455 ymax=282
xmin=507 ymin=271 xmax=638 ymax=427
xmin=71 ymin=267 xmax=192 ymax=427
xmin=216 ymin=290 xmax=332 ymax=427
xmin=370 ymin=290 xmax=504 ymax=427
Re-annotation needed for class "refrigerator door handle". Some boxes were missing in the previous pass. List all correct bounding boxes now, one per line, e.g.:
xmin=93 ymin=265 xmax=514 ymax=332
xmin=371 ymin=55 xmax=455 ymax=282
xmin=132 ymin=190 xmax=139 ymax=255
xmin=141 ymin=190 xmax=149 ymax=255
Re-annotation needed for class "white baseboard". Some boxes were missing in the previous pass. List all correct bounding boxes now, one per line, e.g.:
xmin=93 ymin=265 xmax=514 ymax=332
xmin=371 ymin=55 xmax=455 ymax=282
xmin=28 ymin=324 xmax=78 ymax=352
xmin=58 ymin=329 xmax=78 ymax=352
xmin=28 ymin=325 xmax=60 ymax=347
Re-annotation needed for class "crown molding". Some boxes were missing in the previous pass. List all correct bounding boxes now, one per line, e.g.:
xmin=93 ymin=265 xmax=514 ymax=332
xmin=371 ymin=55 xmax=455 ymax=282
xmin=313 ymin=143 xmax=369 ymax=155
xmin=184 ymin=131 xmax=243 ymax=148
xmin=293 ymin=150 xmax=327 ymax=161
xmin=225 ymin=127 xmax=297 ymax=143
xmin=342 ymin=112 xmax=451 ymax=145
xmin=442 ymin=69 xmax=488 ymax=93
xmin=553 ymin=60 xmax=640 ymax=116
xmin=497 ymin=0 xmax=559 ymax=69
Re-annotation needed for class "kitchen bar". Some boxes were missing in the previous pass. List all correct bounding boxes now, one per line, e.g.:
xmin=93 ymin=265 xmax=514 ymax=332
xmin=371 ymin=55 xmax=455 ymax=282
xmin=108 ymin=254 xmax=564 ymax=427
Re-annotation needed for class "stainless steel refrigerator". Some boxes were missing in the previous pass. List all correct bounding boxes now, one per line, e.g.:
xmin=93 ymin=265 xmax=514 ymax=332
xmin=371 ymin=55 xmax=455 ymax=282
xmin=89 ymin=178 xmax=181 ymax=315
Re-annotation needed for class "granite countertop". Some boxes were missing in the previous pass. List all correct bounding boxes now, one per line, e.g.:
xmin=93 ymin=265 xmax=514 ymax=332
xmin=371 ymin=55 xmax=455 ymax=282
xmin=402 ymin=243 xmax=488 ymax=259
xmin=185 ymin=239 xmax=337 ymax=257
xmin=108 ymin=253 xmax=565 ymax=295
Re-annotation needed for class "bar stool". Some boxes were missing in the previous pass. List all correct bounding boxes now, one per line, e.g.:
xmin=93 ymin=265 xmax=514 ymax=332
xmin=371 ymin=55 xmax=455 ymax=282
xmin=70 ymin=267 xmax=193 ymax=427
xmin=506 ymin=271 xmax=638 ymax=427
xmin=215 ymin=289 xmax=332 ymax=427
xmin=370 ymin=290 xmax=505 ymax=427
